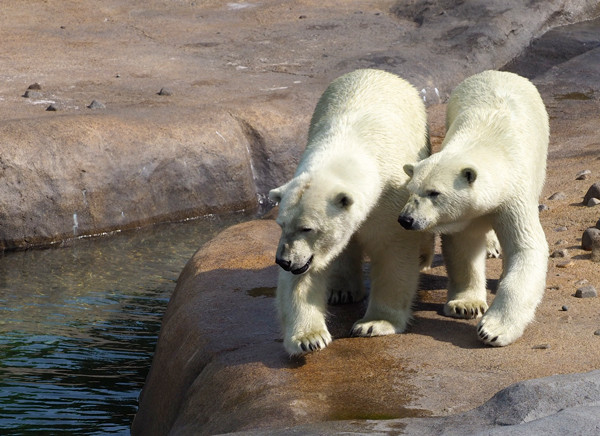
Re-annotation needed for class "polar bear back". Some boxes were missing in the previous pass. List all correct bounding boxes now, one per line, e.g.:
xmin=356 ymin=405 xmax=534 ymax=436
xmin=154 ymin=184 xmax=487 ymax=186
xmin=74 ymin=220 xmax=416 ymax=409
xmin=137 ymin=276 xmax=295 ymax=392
xmin=443 ymin=70 xmax=549 ymax=200
xmin=300 ymin=69 xmax=429 ymax=182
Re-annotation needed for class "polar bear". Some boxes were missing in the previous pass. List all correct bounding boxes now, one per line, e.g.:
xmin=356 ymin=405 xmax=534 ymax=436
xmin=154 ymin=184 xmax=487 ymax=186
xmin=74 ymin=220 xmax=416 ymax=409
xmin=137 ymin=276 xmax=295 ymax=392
xmin=398 ymin=70 xmax=549 ymax=346
xmin=269 ymin=69 xmax=432 ymax=356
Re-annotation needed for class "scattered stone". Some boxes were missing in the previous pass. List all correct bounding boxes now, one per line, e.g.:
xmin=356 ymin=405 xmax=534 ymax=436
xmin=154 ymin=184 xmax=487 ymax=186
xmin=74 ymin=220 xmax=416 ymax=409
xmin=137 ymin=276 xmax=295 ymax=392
xmin=27 ymin=83 xmax=42 ymax=90
xmin=532 ymin=344 xmax=550 ymax=349
xmin=46 ymin=104 xmax=58 ymax=111
xmin=591 ymin=237 xmax=600 ymax=263
xmin=538 ymin=204 xmax=549 ymax=212
xmin=575 ymin=285 xmax=598 ymax=298
xmin=576 ymin=169 xmax=591 ymax=180
xmin=588 ymin=198 xmax=600 ymax=207
xmin=595 ymin=330 xmax=600 ymax=336
xmin=583 ymin=182 xmax=600 ymax=205
xmin=575 ymin=279 xmax=589 ymax=286
xmin=556 ymin=260 xmax=575 ymax=268
xmin=23 ymin=90 xmax=43 ymax=99
xmin=548 ymin=191 xmax=566 ymax=201
xmin=582 ymin=227 xmax=600 ymax=250
xmin=87 ymin=100 xmax=105 ymax=109
xmin=550 ymin=249 xmax=568 ymax=258
xmin=597 ymin=219 xmax=600 ymax=229
xmin=158 ymin=87 xmax=173 ymax=96
xmin=555 ymin=239 xmax=568 ymax=245
xmin=554 ymin=226 xmax=568 ymax=232
xmin=561 ymin=305 xmax=569 ymax=311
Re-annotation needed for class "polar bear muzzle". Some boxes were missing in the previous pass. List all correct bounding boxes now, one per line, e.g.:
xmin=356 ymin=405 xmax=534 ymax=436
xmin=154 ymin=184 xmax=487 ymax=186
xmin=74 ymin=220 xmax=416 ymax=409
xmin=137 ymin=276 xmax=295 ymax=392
xmin=275 ymin=254 xmax=314 ymax=275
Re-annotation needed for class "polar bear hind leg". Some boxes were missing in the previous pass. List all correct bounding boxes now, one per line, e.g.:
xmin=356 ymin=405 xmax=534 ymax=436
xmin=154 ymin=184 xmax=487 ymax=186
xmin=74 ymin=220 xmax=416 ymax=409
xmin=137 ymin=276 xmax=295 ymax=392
xmin=326 ymin=237 xmax=366 ymax=305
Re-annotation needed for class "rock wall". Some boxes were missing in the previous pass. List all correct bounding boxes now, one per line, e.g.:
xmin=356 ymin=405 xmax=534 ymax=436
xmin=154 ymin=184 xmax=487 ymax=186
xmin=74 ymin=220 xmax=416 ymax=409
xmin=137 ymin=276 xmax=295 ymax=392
xmin=1 ymin=0 xmax=598 ymax=249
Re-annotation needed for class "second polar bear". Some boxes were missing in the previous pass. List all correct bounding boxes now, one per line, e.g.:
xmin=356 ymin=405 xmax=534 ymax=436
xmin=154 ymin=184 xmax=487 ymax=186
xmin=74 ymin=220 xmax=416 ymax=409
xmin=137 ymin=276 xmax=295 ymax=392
xmin=269 ymin=69 xmax=431 ymax=356
xmin=398 ymin=70 xmax=549 ymax=346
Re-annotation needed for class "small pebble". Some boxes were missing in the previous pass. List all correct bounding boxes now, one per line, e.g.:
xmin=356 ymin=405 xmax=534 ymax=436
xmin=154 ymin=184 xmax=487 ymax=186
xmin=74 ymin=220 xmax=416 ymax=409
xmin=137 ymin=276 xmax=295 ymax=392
xmin=555 ymin=239 xmax=568 ymax=245
xmin=575 ymin=279 xmax=589 ymax=286
xmin=548 ymin=192 xmax=566 ymax=201
xmin=23 ymin=90 xmax=43 ymax=99
xmin=596 ymin=219 xmax=600 ymax=229
xmin=575 ymin=285 xmax=598 ymax=298
xmin=550 ymin=249 xmax=568 ymax=258
xmin=594 ymin=330 xmax=600 ymax=336
xmin=28 ymin=83 xmax=42 ymax=90
xmin=583 ymin=183 xmax=600 ymax=205
xmin=532 ymin=344 xmax=550 ymax=350
xmin=576 ymin=169 xmax=591 ymax=180
xmin=556 ymin=260 xmax=574 ymax=268
xmin=554 ymin=226 xmax=568 ymax=232
xmin=561 ymin=305 xmax=569 ymax=311
xmin=46 ymin=104 xmax=57 ymax=111
xmin=588 ymin=198 xmax=600 ymax=207
xmin=158 ymin=87 xmax=173 ymax=96
xmin=582 ymin=227 xmax=600 ymax=250
xmin=87 ymin=100 xmax=106 ymax=109
xmin=538 ymin=204 xmax=549 ymax=212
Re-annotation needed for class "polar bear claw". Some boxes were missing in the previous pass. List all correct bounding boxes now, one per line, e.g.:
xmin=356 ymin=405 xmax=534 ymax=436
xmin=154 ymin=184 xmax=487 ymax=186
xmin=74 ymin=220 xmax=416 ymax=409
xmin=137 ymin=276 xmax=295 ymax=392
xmin=445 ymin=299 xmax=488 ymax=319
xmin=287 ymin=329 xmax=332 ymax=355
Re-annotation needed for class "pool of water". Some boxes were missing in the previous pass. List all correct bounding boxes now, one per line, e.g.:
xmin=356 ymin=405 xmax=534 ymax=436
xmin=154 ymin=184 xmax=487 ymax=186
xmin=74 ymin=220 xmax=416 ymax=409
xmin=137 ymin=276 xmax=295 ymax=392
xmin=0 ymin=213 xmax=249 ymax=434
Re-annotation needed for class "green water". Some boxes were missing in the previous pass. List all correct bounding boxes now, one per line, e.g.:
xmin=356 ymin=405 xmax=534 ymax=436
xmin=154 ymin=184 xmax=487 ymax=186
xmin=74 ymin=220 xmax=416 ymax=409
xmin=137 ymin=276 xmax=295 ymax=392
xmin=0 ymin=212 xmax=249 ymax=434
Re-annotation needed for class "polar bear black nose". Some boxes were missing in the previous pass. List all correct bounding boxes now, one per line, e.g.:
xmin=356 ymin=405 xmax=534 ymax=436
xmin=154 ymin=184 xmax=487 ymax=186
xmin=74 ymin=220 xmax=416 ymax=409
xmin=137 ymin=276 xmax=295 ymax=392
xmin=398 ymin=215 xmax=414 ymax=230
xmin=275 ymin=257 xmax=292 ymax=271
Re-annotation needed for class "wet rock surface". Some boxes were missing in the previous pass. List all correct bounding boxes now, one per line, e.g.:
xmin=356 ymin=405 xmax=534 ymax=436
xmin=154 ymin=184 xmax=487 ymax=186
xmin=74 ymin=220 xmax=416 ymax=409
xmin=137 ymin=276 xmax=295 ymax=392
xmin=1 ymin=0 xmax=598 ymax=249
xmin=133 ymin=217 xmax=600 ymax=435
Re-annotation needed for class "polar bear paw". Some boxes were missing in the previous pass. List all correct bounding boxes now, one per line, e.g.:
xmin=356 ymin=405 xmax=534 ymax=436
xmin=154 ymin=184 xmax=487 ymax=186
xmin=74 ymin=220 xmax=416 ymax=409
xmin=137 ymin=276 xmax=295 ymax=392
xmin=328 ymin=288 xmax=364 ymax=305
xmin=350 ymin=319 xmax=398 ymax=337
xmin=444 ymin=299 xmax=488 ymax=319
xmin=477 ymin=313 xmax=524 ymax=347
xmin=285 ymin=329 xmax=332 ymax=356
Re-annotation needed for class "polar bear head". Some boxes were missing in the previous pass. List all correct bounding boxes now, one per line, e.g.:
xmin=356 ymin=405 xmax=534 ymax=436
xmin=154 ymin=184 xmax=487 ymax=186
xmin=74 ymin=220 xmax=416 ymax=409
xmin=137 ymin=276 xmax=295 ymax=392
xmin=269 ymin=168 xmax=373 ymax=275
xmin=398 ymin=155 xmax=483 ymax=234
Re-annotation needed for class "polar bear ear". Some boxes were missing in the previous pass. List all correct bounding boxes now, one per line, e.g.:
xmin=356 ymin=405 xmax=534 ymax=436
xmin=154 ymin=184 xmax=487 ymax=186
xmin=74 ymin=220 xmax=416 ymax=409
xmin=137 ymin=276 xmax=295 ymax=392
xmin=334 ymin=192 xmax=354 ymax=209
xmin=403 ymin=164 xmax=414 ymax=178
xmin=268 ymin=186 xmax=284 ymax=204
xmin=461 ymin=168 xmax=477 ymax=184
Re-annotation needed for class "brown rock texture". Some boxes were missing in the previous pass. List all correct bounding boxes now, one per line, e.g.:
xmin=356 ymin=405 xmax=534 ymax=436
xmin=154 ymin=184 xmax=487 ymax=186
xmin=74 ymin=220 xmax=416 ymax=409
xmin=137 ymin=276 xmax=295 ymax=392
xmin=1 ymin=0 xmax=598 ymax=249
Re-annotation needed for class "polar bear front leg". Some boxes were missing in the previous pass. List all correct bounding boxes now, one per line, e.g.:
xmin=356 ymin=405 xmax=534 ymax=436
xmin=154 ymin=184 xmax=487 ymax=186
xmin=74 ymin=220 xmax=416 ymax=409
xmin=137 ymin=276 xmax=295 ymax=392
xmin=327 ymin=237 xmax=366 ymax=305
xmin=478 ymin=210 xmax=548 ymax=346
xmin=442 ymin=229 xmax=489 ymax=319
xmin=351 ymin=238 xmax=420 ymax=337
xmin=276 ymin=270 xmax=332 ymax=356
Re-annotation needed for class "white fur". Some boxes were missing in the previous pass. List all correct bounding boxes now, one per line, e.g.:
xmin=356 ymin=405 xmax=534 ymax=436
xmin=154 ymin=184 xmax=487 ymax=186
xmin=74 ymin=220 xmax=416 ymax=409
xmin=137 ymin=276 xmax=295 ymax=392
xmin=269 ymin=69 xmax=432 ymax=356
xmin=399 ymin=70 xmax=549 ymax=346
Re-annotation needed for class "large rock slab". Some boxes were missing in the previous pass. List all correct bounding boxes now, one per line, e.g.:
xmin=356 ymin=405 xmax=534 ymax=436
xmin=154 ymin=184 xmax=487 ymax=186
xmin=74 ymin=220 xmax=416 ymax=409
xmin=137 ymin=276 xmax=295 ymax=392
xmin=236 ymin=370 xmax=600 ymax=435
xmin=1 ymin=0 xmax=598 ymax=249
xmin=132 ymin=213 xmax=600 ymax=435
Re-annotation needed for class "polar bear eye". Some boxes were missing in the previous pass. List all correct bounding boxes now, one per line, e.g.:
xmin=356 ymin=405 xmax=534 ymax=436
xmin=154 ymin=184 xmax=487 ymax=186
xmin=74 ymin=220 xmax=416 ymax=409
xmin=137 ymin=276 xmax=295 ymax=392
xmin=300 ymin=227 xmax=313 ymax=233
xmin=427 ymin=190 xmax=441 ymax=198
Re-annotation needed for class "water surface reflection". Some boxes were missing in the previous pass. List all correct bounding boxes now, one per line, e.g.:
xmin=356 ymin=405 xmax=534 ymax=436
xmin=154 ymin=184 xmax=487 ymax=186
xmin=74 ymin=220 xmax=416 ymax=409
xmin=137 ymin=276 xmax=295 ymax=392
xmin=0 ymin=213 xmax=248 ymax=434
